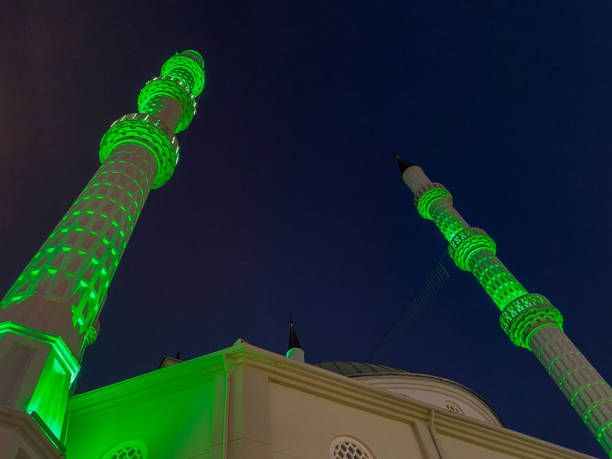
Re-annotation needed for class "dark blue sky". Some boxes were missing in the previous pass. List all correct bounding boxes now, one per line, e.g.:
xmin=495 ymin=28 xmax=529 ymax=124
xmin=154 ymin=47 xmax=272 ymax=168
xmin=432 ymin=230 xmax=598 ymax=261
xmin=1 ymin=1 xmax=611 ymax=457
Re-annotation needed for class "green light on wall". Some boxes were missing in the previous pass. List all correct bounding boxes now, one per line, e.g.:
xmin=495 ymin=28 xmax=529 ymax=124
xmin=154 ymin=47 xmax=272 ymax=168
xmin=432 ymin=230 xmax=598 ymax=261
xmin=498 ymin=295 xmax=564 ymax=349
xmin=448 ymin=227 xmax=496 ymax=271
xmin=416 ymin=186 xmax=452 ymax=220
xmin=0 ymin=321 xmax=80 ymax=439
xmin=138 ymin=77 xmax=196 ymax=133
xmin=430 ymin=204 xmax=468 ymax=242
xmin=161 ymin=51 xmax=206 ymax=97
xmin=0 ymin=322 xmax=79 ymax=382
xmin=0 ymin=50 xmax=209 ymax=453
xmin=99 ymin=113 xmax=178 ymax=189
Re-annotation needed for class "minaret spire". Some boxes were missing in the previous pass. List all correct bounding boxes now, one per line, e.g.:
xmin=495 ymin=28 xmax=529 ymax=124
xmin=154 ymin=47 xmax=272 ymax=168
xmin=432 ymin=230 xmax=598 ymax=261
xmin=0 ymin=50 xmax=205 ymax=453
xmin=286 ymin=314 xmax=304 ymax=362
xmin=393 ymin=151 xmax=413 ymax=174
xmin=396 ymin=160 xmax=612 ymax=457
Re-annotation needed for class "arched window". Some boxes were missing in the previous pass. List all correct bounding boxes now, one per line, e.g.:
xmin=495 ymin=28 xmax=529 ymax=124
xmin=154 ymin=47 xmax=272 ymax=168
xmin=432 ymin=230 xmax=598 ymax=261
xmin=330 ymin=436 xmax=374 ymax=459
xmin=101 ymin=441 xmax=147 ymax=459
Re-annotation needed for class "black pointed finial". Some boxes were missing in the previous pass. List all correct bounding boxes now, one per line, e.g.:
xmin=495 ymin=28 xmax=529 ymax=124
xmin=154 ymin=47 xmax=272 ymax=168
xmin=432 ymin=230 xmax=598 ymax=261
xmin=288 ymin=314 xmax=302 ymax=350
xmin=393 ymin=151 xmax=413 ymax=174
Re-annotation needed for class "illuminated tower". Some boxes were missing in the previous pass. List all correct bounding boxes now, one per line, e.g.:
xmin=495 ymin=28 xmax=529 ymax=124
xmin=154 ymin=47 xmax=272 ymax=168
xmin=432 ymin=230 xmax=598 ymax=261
xmin=0 ymin=50 xmax=205 ymax=455
xmin=394 ymin=153 xmax=612 ymax=457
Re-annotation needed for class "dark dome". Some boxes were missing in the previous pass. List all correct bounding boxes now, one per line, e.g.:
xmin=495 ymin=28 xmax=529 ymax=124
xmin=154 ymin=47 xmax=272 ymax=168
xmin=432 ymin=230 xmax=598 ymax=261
xmin=314 ymin=361 xmax=505 ymax=427
xmin=314 ymin=361 xmax=409 ymax=377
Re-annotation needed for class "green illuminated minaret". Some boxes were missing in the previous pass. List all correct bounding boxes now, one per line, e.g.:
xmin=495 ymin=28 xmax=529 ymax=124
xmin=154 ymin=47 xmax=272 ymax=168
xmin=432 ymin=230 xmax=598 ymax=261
xmin=0 ymin=50 xmax=205 ymax=455
xmin=394 ymin=153 xmax=612 ymax=457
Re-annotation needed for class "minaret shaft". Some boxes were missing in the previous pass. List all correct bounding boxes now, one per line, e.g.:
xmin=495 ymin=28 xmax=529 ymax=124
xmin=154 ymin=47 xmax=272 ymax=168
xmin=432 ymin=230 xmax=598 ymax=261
xmin=468 ymin=250 xmax=527 ymax=309
xmin=1 ymin=146 xmax=155 ymax=353
xmin=0 ymin=50 xmax=205 ymax=453
xmin=400 ymin=162 xmax=612 ymax=457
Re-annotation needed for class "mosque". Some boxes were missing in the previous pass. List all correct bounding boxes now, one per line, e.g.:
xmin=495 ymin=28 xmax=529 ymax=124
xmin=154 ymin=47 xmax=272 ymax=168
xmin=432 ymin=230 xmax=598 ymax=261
xmin=0 ymin=50 xmax=609 ymax=459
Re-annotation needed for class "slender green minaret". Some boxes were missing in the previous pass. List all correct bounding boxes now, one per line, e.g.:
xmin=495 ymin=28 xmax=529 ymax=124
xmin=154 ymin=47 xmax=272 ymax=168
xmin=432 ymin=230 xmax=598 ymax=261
xmin=0 ymin=50 xmax=205 ymax=455
xmin=394 ymin=153 xmax=612 ymax=457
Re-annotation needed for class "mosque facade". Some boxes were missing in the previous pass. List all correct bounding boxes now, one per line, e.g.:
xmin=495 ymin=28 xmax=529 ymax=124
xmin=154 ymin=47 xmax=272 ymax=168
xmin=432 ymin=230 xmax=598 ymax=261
xmin=60 ymin=339 xmax=596 ymax=459
xmin=0 ymin=50 xmax=607 ymax=459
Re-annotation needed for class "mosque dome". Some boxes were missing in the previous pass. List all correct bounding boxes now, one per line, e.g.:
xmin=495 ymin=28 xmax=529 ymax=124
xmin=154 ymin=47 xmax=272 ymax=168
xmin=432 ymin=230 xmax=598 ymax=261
xmin=314 ymin=361 xmax=504 ymax=428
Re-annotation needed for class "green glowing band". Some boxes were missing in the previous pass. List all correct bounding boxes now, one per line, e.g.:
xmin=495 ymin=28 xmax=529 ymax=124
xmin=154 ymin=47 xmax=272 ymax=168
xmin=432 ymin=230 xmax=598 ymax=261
xmin=0 ymin=321 xmax=79 ymax=382
xmin=182 ymin=49 xmax=205 ymax=69
xmin=499 ymin=294 xmax=564 ymax=348
xmin=138 ymin=76 xmax=197 ymax=133
xmin=414 ymin=184 xmax=452 ymax=220
xmin=29 ymin=411 xmax=66 ymax=454
xmin=99 ymin=113 xmax=179 ymax=189
xmin=161 ymin=53 xmax=205 ymax=97
xmin=430 ymin=204 xmax=469 ymax=242
xmin=84 ymin=324 xmax=98 ymax=346
xmin=448 ymin=227 xmax=496 ymax=271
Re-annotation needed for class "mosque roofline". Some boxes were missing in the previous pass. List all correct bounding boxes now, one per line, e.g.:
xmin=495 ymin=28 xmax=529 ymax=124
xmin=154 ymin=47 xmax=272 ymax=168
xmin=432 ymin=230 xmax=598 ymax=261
xmin=69 ymin=342 xmax=592 ymax=458
xmin=314 ymin=361 xmax=505 ymax=427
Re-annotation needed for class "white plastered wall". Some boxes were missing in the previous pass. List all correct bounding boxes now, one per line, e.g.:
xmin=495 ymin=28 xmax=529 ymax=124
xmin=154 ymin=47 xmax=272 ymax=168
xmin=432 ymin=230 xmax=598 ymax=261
xmin=267 ymin=381 xmax=424 ymax=459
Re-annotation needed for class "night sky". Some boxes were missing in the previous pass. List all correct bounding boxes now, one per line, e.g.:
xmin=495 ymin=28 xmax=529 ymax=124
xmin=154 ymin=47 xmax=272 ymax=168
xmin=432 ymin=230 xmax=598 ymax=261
xmin=1 ymin=2 xmax=611 ymax=457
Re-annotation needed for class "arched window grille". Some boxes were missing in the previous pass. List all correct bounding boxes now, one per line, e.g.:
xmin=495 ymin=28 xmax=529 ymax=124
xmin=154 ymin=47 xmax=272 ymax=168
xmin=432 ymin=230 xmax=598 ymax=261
xmin=101 ymin=441 xmax=147 ymax=459
xmin=330 ymin=436 xmax=374 ymax=459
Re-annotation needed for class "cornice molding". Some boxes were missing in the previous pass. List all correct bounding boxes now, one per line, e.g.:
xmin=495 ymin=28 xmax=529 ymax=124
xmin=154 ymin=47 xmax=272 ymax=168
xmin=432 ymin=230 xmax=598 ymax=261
xmin=355 ymin=375 xmax=502 ymax=426
xmin=68 ymin=341 xmax=595 ymax=459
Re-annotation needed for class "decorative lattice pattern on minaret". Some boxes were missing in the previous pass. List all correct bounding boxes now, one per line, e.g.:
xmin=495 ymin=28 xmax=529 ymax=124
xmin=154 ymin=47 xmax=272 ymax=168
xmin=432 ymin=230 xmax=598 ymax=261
xmin=396 ymin=157 xmax=612 ymax=457
xmin=1 ymin=146 xmax=156 ymax=337
xmin=0 ymin=50 xmax=205 ymax=446
xmin=531 ymin=326 xmax=612 ymax=453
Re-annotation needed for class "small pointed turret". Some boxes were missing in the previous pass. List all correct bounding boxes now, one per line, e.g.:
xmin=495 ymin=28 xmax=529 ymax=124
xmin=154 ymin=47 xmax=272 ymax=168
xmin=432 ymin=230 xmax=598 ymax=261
xmin=286 ymin=314 xmax=304 ymax=362
xmin=393 ymin=152 xmax=437 ymax=195
xmin=393 ymin=151 xmax=413 ymax=174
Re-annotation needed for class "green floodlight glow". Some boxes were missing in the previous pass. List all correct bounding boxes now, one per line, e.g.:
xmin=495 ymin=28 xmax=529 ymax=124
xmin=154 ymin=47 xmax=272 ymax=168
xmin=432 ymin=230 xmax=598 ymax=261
xmin=430 ymin=202 xmax=469 ymax=242
xmin=182 ymin=49 xmax=205 ymax=70
xmin=413 ymin=182 xmax=560 ymax=336
xmin=0 ymin=321 xmax=80 ymax=439
xmin=29 ymin=410 xmax=66 ymax=454
xmin=471 ymin=254 xmax=528 ymax=309
xmin=161 ymin=51 xmax=206 ymax=98
xmin=448 ymin=227 xmax=496 ymax=271
xmin=99 ymin=113 xmax=179 ymax=189
xmin=0 ymin=50 xmax=206 ymax=449
xmin=138 ymin=76 xmax=196 ymax=133
xmin=0 ymin=321 xmax=79 ymax=382
xmin=499 ymin=294 xmax=564 ymax=349
xmin=412 ymin=179 xmax=530 ymax=312
xmin=415 ymin=184 xmax=451 ymax=220
xmin=405 ymin=163 xmax=612 ymax=458
xmin=84 ymin=323 xmax=98 ymax=346
xmin=2 ymin=143 xmax=155 ymax=337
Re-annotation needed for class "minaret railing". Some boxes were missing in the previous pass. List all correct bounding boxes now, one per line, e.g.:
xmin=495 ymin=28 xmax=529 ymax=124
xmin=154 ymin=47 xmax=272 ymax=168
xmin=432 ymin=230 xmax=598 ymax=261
xmin=398 ymin=159 xmax=612 ymax=457
xmin=0 ymin=50 xmax=205 ymax=450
